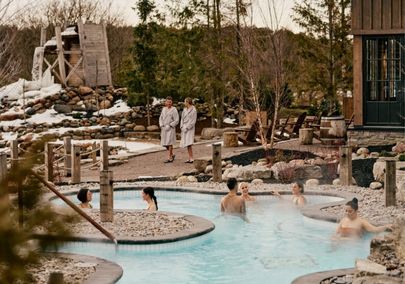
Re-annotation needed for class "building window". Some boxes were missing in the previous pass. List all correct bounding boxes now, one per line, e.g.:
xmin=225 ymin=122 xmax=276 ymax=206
xmin=365 ymin=36 xmax=404 ymax=101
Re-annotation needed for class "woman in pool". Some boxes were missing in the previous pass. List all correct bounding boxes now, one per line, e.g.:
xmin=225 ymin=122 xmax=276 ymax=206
xmin=142 ymin=187 xmax=158 ymax=211
xmin=336 ymin=198 xmax=392 ymax=238
xmin=240 ymin=182 xmax=256 ymax=201
xmin=77 ymin=188 xmax=93 ymax=209
xmin=272 ymin=182 xmax=306 ymax=206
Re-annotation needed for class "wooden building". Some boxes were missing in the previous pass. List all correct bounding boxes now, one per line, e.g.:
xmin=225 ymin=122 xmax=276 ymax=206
xmin=37 ymin=20 xmax=112 ymax=88
xmin=350 ymin=0 xmax=405 ymax=146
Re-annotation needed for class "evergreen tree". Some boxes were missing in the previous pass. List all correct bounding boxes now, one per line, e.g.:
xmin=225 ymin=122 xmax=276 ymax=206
xmin=129 ymin=0 xmax=159 ymax=125
xmin=293 ymin=0 xmax=352 ymax=115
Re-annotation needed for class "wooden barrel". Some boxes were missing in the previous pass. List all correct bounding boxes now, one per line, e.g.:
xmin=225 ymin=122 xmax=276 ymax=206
xmin=223 ymin=132 xmax=238 ymax=147
xmin=320 ymin=116 xmax=347 ymax=145
xmin=68 ymin=43 xmax=84 ymax=87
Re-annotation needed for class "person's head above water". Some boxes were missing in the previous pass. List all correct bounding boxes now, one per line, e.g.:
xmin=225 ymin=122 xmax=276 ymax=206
xmin=239 ymin=182 xmax=249 ymax=195
xmin=345 ymin=198 xmax=358 ymax=219
xmin=227 ymin=178 xmax=238 ymax=191
xmin=77 ymin=188 xmax=92 ymax=204
xmin=142 ymin=187 xmax=158 ymax=210
xmin=292 ymin=182 xmax=304 ymax=195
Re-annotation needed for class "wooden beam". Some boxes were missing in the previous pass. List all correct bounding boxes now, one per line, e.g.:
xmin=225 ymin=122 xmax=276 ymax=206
xmin=102 ymin=22 xmax=112 ymax=86
xmin=78 ymin=20 xmax=88 ymax=86
xmin=55 ymin=26 xmax=66 ymax=86
xmin=353 ymin=36 xmax=363 ymax=126
xmin=40 ymin=27 xmax=47 ymax=47
xmin=64 ymin=57 xmax=83 ymax=83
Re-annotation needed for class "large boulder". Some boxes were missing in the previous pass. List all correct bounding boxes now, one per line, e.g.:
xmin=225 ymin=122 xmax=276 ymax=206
xmin=200 ymin=127 xmax=234 ymax=140
xmin=146 ymin=125 xmax=159 ymax=132
xmin=294 ymin=165 xmax=323 ymax=180
xmin=393 ymin=142 xmax=405 ymax=154
xmin=222 ymin=164 xmax=272 ymax=181
xmin=270 ymin=162 xmax=289 ymax=180
xmin=79 ymin=86 xmax=93 ymax=95
xmin=373 ymin=161 xmax=386 ymax=182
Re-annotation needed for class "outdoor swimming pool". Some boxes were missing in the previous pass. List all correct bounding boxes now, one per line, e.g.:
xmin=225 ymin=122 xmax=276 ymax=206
xmin=57 ymin=190 xmax=373 ymax=284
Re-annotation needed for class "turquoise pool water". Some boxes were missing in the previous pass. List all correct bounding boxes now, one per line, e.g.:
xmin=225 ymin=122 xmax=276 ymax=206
xmin=57 ymin=190 xmax=373 ymax=284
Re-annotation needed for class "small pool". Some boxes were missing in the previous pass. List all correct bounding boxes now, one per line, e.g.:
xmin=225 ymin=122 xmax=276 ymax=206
xmin=56 ymin=190 xmax=373 ymax=284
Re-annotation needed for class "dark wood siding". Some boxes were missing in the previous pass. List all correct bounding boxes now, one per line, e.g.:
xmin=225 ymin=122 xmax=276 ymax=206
xmin=352 ymin=0 xmax=405 ymax=34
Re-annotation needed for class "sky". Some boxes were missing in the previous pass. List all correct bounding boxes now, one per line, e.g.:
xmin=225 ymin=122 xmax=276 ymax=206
xmin=8 ymin=0 xmax=299 ymax=31
xmin=114 ymin=0 xmax=299 ymax=30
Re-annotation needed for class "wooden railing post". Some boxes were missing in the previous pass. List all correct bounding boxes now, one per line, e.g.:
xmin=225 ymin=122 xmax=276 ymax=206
xmin=64 ymin=137 xmax=72 ymax=177
xmin=10 ymin=140 xmax=18 ymax=168
xmin=71 ymin=144 xmax=81 ymax=184
xmin=385 ymin=160 xmax=396 ymax=207
xmin=100 ymin=170 xmax=113 ymax=222
xmin=100 ymin=141 xmax=109 ymax=171
xmin=339 ymin=146 xmax=352 ymax=186
xmin=0 ymin=152 xmax=7 ymax=181
xmin=48 ymin=272 xmax=64 ymax=284
xmin=45 ymin=142 xmax=55 ymax=182
xmin=212 ymin=143 xmax=222 ymax=182
xmin=92 ymin=141 xmax=97 ymax=164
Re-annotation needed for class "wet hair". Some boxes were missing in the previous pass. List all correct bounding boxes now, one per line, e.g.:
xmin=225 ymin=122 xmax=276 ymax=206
xmin=239 ymin=182 xmax=248 ymax=191
xmin=166 ymin=96 xmax=173 ymax=101
xmin=77 ymin=188 xmax=90 ymax=203
xmin=143 ymin=187 xmax=158 ymax=210
xmin=295 ymin=182 xmax=304 ymax=193
xmin=346 ymin=198 xmax=358 ymax=211
xmin=185 ymin=97 xmax=193 ymax=105
xmin=227 ymin=178 xmax=237 ymax=191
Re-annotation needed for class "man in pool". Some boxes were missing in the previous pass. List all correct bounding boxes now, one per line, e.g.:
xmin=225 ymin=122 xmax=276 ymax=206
xmin=221 ymin=178 xmax=246 ymax=215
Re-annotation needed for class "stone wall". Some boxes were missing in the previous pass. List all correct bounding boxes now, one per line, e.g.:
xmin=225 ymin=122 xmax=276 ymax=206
xmin=348 ymin=130 xmax=405 ymax=148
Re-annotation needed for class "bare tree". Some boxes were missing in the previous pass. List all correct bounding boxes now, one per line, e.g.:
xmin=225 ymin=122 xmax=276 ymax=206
xmin=0 ymin=0 xmax=26 ymax=86
xmin=237 ymin=0 xmax=292 ymax=156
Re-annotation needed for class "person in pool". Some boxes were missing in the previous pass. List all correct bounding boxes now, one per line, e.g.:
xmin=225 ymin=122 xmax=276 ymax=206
xmin=142 ymin=187 xmax=158 ymax=211
xmin=77 ymin=188 xmax=93 ymax=209
xmin=336 ymin=198 xmax=392 ymax=238
xmin=272 ymin=182 xmax=306 ymax=206
xmin=240 ymin=182 xmax=256 ymax=201
xmin=221 ymin=178 xmax=246 ymax=214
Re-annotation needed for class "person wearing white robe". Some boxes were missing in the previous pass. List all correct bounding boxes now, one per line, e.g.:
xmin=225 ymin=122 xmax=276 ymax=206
xmin=180 ymin=97 xmax=197 ymax=163
xmin=159 ymin=96 xmax=179 ymax=163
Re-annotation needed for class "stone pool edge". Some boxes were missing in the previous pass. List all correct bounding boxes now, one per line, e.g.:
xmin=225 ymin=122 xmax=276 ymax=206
xmin=291 ymin=268 xmax=356 ymax=284
xmin=43 ymin=252 xmax=123 ymax=284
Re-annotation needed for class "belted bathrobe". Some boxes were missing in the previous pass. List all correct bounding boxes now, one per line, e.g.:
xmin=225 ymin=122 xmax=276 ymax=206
xmin=159 ymin=106 xmax=179 ymax=146
xmin=180 ymin=106 xmax=197 ymax=148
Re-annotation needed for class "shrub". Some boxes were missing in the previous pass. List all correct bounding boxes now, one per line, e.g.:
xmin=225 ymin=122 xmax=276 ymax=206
xmin=399 ymin=154 xmax=405 ymax=161
xmin=380 ymin=150 xmax=396 ymax=157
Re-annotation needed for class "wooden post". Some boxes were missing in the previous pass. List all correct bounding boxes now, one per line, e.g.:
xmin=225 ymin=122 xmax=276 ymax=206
xmin=339 ymin=146 xmax=352 ymax=186
xmin=64 ymin=137 xmax=72 ymax=177
xmin=48 ymin=272 xmax=64 ymax=284
xmin=212 ymin=143 xmax=222 ymax=182
xmin=45 ymin=143 xmax=55 ymax=182
xmin=385 ymin=160 xmax=396 ymax=207
xmin=10 ymin=140 xmax=18 ymax=168
xmin=100 ymin=170 xmax=113 ymax=222
xmin=92 ymin=142 xmax=97 ymax=164
xmin=0 ymin=152 xmax=7 ymax=181
xmin=55 ymin=26 xmax=66 ymax=86
xmin=100 ymin=141 xmax=109 ymax=171
xmin=71 ymin=144 xmax=81 ymax=184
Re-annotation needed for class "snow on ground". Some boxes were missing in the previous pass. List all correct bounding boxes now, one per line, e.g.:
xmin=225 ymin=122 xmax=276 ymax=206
xmin=0 ymin=108 xmax=74 ymax=127
xmin=223 ymin=118 xmax=237 ymax=124
xmin=94 ymin=100 xmax=131 ymax=116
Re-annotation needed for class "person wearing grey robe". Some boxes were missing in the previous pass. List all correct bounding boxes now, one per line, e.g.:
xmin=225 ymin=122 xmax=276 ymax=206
xmin=159 ymin=96 xmax=179 ymax=163
xmin=180 ymin=97 xmax=197 ymax=163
